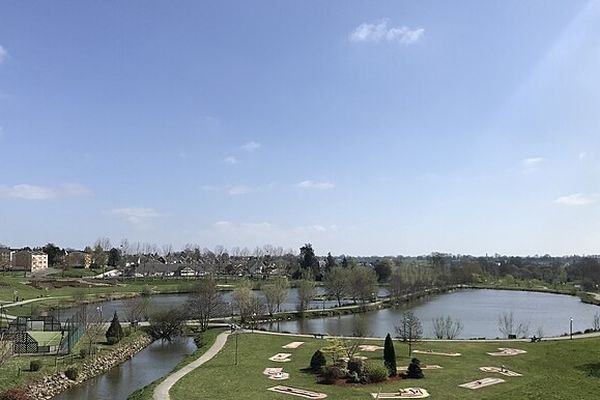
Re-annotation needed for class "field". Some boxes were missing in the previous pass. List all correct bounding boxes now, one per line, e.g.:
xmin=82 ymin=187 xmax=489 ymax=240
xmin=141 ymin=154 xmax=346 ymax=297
xmin=169 ymin=332 xmax=600 ymax=400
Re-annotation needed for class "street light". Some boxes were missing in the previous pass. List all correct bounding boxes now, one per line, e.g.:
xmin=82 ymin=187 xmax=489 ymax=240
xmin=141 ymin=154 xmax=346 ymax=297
xmin=570 ymin=317 xmax=573 ymax=340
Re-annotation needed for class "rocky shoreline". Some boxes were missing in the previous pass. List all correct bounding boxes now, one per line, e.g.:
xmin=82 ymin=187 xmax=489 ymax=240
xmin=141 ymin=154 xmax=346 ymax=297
xmin=25 ymin=335 xmax=152 ymax=400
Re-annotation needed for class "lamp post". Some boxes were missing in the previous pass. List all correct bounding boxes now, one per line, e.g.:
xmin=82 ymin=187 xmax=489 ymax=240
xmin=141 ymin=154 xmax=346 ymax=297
xmin=570 ymin=317 xmax=573 ymax=340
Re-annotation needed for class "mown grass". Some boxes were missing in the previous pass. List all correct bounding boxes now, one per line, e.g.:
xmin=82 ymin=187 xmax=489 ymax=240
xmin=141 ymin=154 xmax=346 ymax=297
xmin=127 ymin=328 xmax=223 ymax=400
xmin=170 ymin=333 xmax=600 ymax=400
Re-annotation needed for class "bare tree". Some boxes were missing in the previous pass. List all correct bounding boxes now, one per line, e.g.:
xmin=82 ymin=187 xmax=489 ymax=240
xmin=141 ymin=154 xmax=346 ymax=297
xmin=82 ymin=309 xmax=106 ymax=355
xmin=389 ymin=269 xmax=405 ymax=301
xmin=352 ymin=315 xmax=371 ymax=338
xmin=347 ymin=265 xmax=378 ymax=303
xmin=432 ymin=315 xmax=463 ymax=339
xmin=123 ymin=296 xmax=150 ymax=326
xmin=323 ymin=267 xmax=348 ymax=307
xmin=148 ymin=308 xmax=185 ymax=342
xmin=593 ymin=312 xmax=600 ymax=331
xmin=0 ymin=332 xmax=13 ymax=369
xmin=186 ymin=278 xmax=225 ymax=332
xmin=262 ymin=277 xmax=288 ymax=314
xmin=232 ymin=286 xmax=264 ymax=323
xmin=498 ymin=311 xmax=529 ymax=338
xmin=296 ymin=279 xmax=316 ymax=312
xmin=395 ymin=311 xmax=422 ymax=356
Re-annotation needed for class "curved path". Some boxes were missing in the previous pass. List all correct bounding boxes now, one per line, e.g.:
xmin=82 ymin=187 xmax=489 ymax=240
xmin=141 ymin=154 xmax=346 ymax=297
xmin=153 ymin=331 xmax=230 ymax=400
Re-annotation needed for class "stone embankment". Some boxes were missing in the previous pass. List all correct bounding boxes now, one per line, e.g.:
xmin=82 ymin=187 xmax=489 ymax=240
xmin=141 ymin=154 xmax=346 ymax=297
xmin=25 ymin=335 xmax=152 ymax=400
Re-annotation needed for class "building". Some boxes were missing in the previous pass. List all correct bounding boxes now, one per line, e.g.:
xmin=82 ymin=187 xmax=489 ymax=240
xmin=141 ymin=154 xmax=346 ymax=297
xmin=13 ymin=251 xmax=49 ymax=272
xmin=66 ymin=251 xmax=92 ymax=268
xmin=0 ymin=248 xmax=14 ymax=268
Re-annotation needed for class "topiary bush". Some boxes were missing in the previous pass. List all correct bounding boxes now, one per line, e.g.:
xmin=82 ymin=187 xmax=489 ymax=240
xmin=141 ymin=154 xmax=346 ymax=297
xmin=0 ymin=388 xmax=30 ymax=400
xmin=310 ymin=350 xmax=327 ymax=372
xmin=29 ymin=360 xmax=41 ymax=372
xmin=364 ymin=362 xmax=388 ymax=383
xmin=64 ymin=367 xmax=78 ymax=381
xmin=406 ymin=358 xmax=424 ymax=379
xmin=105 ymin=311 xmax=124 ymax=343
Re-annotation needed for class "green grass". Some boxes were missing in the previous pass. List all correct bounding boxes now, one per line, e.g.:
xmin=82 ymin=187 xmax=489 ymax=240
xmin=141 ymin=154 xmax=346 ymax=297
xmin=27 ymin=331 xmax=64 ymax=347
xmin=128 ymin=328 xmax=223 ymax=400
xmin=170 ymin=333 xmax=600 ymax=400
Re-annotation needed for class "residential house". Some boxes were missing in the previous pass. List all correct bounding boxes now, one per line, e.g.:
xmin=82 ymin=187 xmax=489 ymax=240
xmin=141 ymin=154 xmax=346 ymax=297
xmin=66 ymin=251 xmax=92 ymax=268
xmin=13 ymin=251 xmax=49 ymax=272
xmin=177 ymin=264 xmax=207 ymax=277
xmin=0 ymin=248 xmax=14 ymax=268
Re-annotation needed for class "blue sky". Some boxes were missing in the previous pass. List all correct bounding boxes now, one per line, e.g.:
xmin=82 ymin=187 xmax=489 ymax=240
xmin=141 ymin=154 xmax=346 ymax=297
xmin=1 ymin=0 xmax=600 ymax=255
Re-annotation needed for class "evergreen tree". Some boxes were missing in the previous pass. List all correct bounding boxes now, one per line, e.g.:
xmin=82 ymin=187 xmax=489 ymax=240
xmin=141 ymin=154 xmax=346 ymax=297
xmin=383 ymin=333 xmax=397 ymax=376
xmin=407 ymin=357 xmax=424 ymax=379
xmin=325 ymin=252 xmax=336 ymax=272
xmin=106 ymin=311 xmax=124 ymax=342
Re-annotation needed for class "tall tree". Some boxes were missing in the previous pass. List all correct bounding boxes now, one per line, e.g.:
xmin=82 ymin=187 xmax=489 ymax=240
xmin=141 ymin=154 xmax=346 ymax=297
xmin=186 ymin=278 xmax=225 ymax=332
xmin=347 ymin=265 xmax=378 ymax=303
xmin=107 ymin=248 xmax=121 ymax=267
xmin=323 ymin=266 xmax=348 ymax=307
xmin=296 ymin=279 xmax=316 ymax=312
xmin=383 ymin=333 xmax=397 ymax=376
xmin=42 ymin=243 xmax=65 ymax=266
xmin=325 ymin=252 xmax=337 ymax=272
xmin=299 ymin=243 xmax=319 ymax=280
xmin=262 ymin=277 xmax=288 ymax=314
xmin=374 ymin=258 xmax=394 ymax=282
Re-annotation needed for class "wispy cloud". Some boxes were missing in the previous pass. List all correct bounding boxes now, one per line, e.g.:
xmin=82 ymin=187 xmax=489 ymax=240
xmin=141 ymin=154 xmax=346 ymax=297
xmin=554 ymin=193 xmax=598 ymax=206
xmin=294 ymin=180 xmax=335 ymax=190
xmin=202 ymin=184 xmax=252 ymax=195
xmin=241 ymin=141 xmax=261 ymax=152
xmin=0 ymin=183 xmax=92 ymax=200
xmin=349 ymin=19 xmax=424 ymax=45
xmin=223 ymin=156 xmax=240 ymax=165
xmin=107 ymin=207 xmax=165 ymax=225
xmin=0 ymin=46 xmax=7 ymax=64
xmin=520 ymin=157 xmax=544 ymax=173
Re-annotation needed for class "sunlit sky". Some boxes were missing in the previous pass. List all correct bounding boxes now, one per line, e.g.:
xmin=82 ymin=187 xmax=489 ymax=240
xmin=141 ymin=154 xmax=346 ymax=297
xmin=1 ymin=0 xmax=600 ymax=256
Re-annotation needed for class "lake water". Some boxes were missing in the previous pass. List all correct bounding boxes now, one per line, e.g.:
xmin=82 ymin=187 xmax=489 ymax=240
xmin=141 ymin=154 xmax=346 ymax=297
xmin=56 ymin=287 xmax=390 ymax=322
xmin=261 ymin=289 xmax=600 ymax=339
xmin=53 ymin=337 xmax=196 ymax=400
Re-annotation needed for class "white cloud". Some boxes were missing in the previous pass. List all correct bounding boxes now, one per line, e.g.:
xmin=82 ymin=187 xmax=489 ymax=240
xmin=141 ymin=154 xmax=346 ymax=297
xmin=223 ymin=156 xmax=239 ymax=165
xmin=108 ymin=207 xmax=164 ymax=225
xmin=521 ymin=157 xmax=544 ymax=167
xmin=294 ymin=180 xmax=335 ymax=190
xmin=349 ymin=20 xmax=424 ymax=45
xmin=0 ymin=46 xmax=7 ymax=64
xmin=554 ymin=193 xmax=598 ymax=206
xmin=202 ymin=184 xmax=252 ymax=195
xmin=241 ymin=141 xmax=261 ymax=152
xmin=0 ymin=183 xmax=92 ymax=200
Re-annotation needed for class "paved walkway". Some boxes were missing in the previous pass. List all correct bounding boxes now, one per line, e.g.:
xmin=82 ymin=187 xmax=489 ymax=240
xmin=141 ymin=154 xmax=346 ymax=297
xmin=2 ymin=296 xmax=63 ymax=308
xmin=153 ymin=331 xmax=230 ymax=400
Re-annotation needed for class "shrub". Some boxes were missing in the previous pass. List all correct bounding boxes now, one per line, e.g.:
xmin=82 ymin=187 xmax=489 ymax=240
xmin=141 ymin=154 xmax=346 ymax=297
xmin=0 ymin=388 xmax=30 ymax=400
xmin=105 ymin=312 xmax=124 ymax=342
xmin=310 ymin=350 xmax=327 ymax=372
xmin=29 ymin=360 xmax=41 ymax=372
xmin=106 ymin=336 xmax=119 ymax=345
xmin=346 ymin=371 xmax=360 ymax=384
xmin=64 ymin=367 xmax=78 ymax=381
xmin=320 ymin=365 xmax=345 ymax=384
xmin=406 ymin=358 xmax=424 ymax=379
xmin=79 ymin=349 xmax=87 ymax=359
xmin=347 ymin=358 xmax=364 ymax=375
xmin=364 ymin=362 xmax=388 ymax=383
xmin=193 ymin=334 xmax=203 ymax=348
xmin=123 ymin=327 xmax=132 ymax=337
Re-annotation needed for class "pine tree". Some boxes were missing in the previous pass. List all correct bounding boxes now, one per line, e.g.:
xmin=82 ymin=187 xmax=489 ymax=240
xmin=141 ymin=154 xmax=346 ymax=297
xmin=106 ymin=311 xmax=124 ymax=342
xmin=383 ymin=333 xmax=397 ymax=376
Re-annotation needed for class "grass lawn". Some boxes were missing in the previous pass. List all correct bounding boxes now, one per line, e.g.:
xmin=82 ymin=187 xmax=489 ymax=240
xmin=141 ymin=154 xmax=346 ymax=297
xmin=128 ymin=328 xmax=223 ymax=400
xmin=170 ymin=332 xmax=600 ymax=400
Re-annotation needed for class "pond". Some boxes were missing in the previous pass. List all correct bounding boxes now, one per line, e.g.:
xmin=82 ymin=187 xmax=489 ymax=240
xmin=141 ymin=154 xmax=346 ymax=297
xmin=53 ymin=337 xmax=196 ymax=400
xmin=260 ymin=289 xmax=600 ymax=339
xmin=55 ymin=287 xmax=390 ymax=322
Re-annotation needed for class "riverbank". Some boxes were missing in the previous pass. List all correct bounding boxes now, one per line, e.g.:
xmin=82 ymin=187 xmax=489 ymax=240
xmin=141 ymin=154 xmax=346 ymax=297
xmin=128 ymin=328 xmax=223 ymax=400
xmin=0 ymin=330 xmax=152 ymax=398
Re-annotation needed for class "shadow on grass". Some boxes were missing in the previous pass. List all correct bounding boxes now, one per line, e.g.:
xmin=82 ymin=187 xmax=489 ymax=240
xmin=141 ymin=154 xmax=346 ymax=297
xmin=576 ymin=363 xmax=600 ymax=378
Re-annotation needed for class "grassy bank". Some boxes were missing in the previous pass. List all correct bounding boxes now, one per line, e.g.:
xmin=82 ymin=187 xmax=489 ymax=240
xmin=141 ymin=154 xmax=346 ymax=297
xmin=169 ymin=332 xmax=599 ymax=400
xmin=128 ymin=328 xmax=223 ymax=400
